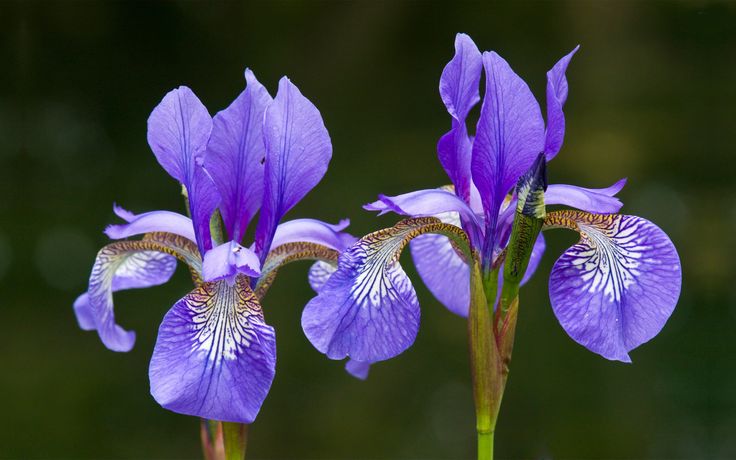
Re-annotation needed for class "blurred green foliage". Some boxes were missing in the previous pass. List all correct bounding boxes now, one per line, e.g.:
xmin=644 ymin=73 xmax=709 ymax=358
xmin=1 ymin=1 xmax=734 ymax=458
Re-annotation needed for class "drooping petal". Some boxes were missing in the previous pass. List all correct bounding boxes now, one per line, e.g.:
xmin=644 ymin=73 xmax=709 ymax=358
xmin=254 ymin=78 xmax=332 ymax=261
xmin=83 ymin=242 xmax=182 ymax=351
xmin=345 ymin=359 xmax=371 ymax=380
xmin=308 ymin=260 xmax=337 ymax=292
xmin=545 ymin=179 xmax=627 ymax=214
xmin=471 ymin=52 xmax=545 ymax=255
xmin=545 ymin=211 xmax=681 ymax=362
xmin=302 ymin=217 xmax=470 ymax=363
xmin=409 ymin=211 xmax=470 ymax=317
xmin=254 ymin=242 xmax=339 ymax=300
xmin=149 ymin=276 xmax=276 ymax=423
xmin=147 ymin=86 xmax=219 ymax=254
xmin=544 ymin=46 xmax=580 ymax=159
xmin=105 ymin=208 xmax=196 ymax=243
xmin=438 ymin=33 xmax=482 ymax=200
xmin=270 ymin=218 xmax=355 ymax=252
xmin=364 ymin=189 xmax=482 ymax=246
xmin=202 ymin=241 xmax=261 ymax=283
xmin=205 ymin=69 xmax=273 ymax=242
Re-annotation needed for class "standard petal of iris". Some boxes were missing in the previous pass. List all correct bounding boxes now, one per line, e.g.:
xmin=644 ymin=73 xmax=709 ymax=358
xmin=438 ymin=33 xmax=482 ymax=200
xmin=547 ymin=212 xmax=681 ymax=362
xmin=544 ymin=46 xmax=579 ymax=159
xmin=147 ymin=86 xmax=218 ymax=254
xmin=149 ymin=276 xmax=276 ymax=423
xmin=255 ymin=77 xmax=332 ymax=260
xmin=205 ymin=69 xmax=273 ymax=242
xmin=545 ymin=178 xmax=626 ymax=214
xmin=471 ymin=52 xmax=545 ymax=245
xmin=270 ymin=218 xmax=355 ymax=252
xmin=409 ymin=211 xmax=470 ymax=317
xmin=105 ymin=208 xmax=197 ymax=243
xmin=84 ymin=243 xmax=178 ymax=351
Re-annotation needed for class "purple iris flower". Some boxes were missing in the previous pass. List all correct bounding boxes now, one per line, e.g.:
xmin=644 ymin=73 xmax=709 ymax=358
xmin=301 ymin=33 xmax=681 ymax=375
xmin=74 ymin=69 xmax=353 ymax=423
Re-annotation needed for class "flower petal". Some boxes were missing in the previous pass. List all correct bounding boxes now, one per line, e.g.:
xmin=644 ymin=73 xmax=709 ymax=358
xmin=254 ymin=78 xmax=332 ymax=260
xmin=364 ymin=189 xmax=482 ymax=245
xmin=270 ymin=218 xmax=355 ymax=252
xmin=544 ymin=46 xmax=579 ymax=159
xmin=345 ymin=359 xmax=371 ymax=380
xmin=202 ymin=241 xmax=261 ymax=283
xmin=147 ymin=86 xmax=219 ymax=253
xmin=546 ymin=211 xmax=681 ymax=362
xmin=83 ymin=242 xmax=180 ymax=351
xmin=149 ymin=276 xmax=276 ymax=423
xmin=471 ymin=52 xmax=545 ymax=253
xmin=438 ymin=33 xmax=482 ymax=200
xmin=205 ymin=69 xmax=273 ymax=242
xmin=308 ymin=260 xmax=337 ymax=292
xmin=302 ymin=218 xmax=470 ymax=363
xmin=105 ymin=208 xmax=196 ymax=243
xmin=409 ymin=211 xmax=470 ymax=317
xmin=545 ymin=179 xmax=626 ymax=214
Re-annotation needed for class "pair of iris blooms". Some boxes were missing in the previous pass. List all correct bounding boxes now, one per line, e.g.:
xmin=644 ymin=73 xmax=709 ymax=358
xmin=74 ymin=34 xmax=681 ymax=428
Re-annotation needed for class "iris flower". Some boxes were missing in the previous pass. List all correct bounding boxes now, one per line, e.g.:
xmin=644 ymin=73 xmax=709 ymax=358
xmin=74 ymin=69 xmax=352 ymax=426
xmin=301 ymin=34 xmax=681 ymax=456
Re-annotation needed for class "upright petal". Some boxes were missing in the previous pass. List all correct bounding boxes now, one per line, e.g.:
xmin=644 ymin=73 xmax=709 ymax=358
xmin=545 ymin=179 xmax=626 ymax=214
xmin=205 ymin=69 xmax=273 ymax=242
xmin=147 ymin=86 xmax=219 ymax=254
xmin=471 ymin=52 xmax=545 ymax=256
xmin=545 ymin=211 xmax=681 ymax=362
xmin=438 ymin=33 xmax=482 ymax=200
xmin=409 ymin=211 xmax=470 ymax=317
xmin=302 ymin=218 xmax=470 ymax=363
xmin=254 ymin=78 xmax=332 ymax=260
xmin=270 ymin=218 xmax=355 ymax=252
xmin=149 ymin=276 xmax=276 ymax=423
xmin=544 ymin=46 xmax=580 ymax=159
xmin=105 ymin=208 xmax=196 ymax=243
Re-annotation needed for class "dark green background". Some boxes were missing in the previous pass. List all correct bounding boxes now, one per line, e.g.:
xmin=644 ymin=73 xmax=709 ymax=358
xmin=1 ymin=1 xmax=734 ymax=458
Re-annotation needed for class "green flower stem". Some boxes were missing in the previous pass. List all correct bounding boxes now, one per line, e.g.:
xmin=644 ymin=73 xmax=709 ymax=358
xmin=223 ymin=422 xmax=248 ymax=460
xmin=469 ymin=263 xmax=502 ymax=460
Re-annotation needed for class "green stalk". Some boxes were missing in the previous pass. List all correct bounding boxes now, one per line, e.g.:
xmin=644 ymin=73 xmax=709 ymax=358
xmin=223 ymin=422 xmax=248 ymax=460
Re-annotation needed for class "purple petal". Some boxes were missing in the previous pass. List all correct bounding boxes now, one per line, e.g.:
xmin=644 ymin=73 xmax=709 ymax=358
xmin=83 ymin=244 xmax=178 ymax=351
xmin=202 ymin=241 xmax=261 ymax=283
xmin=147 ymin=86 xmax=219 ymax=254
xmin=364 ymin=189 xmax=482 ymax=245
xmin=105 ymin=208 xmax=196 ymax=243
xmin=548 ymin=213 xmax=681 ymax=362
xmin=544 ymin=46 xmax=580 ymax=159
xmin=438 ymin=34 xmax=482 ymax=200
xmin=471 ymin=52 xmax=545 ymax=253
xmin=302 ymin=230 xmax=421 ymax=363
xmin=270 ymin=218 xmax=355 ymax=252
xmin=546 ymin=179 xmax=627 ymax=214
xmin=308 ymin=260 xmax=338 ymax=292
xmin=254 ymin=78 xmax=332 ymax=260
xmin=205 ymin=69 xmax=273 ymax=242
xmin=345 ymin=359 xmax=371 ymax=380
xmin=149 ymin=277 xmax=276 ymax=423
xmin=409 ymin=211 xmax=470 ymax=317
